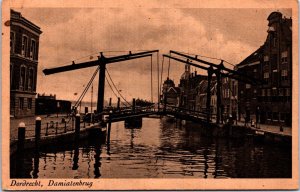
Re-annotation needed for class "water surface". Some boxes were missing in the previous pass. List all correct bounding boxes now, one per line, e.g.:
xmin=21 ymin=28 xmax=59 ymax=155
xmin=10 ymin=118 xmax=292 ymax=178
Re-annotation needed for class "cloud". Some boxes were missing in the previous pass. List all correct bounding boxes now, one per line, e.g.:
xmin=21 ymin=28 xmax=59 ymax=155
xmin=15 ymin=8 xmax=290 ymax=102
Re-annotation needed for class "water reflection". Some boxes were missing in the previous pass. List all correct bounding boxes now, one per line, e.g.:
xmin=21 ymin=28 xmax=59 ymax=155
xmin=10 ymin=118 xmax=291 ymax=178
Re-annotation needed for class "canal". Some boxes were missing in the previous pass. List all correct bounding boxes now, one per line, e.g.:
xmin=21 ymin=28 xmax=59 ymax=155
xmin=10 ymin=117 xmax=291 ymax=178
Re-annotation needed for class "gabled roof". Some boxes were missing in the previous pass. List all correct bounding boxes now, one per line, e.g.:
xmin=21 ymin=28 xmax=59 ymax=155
xmin=167 ymin=87 xmax=179 ymax=94
xmin=196 ymin=79 xmax=217 ymax=95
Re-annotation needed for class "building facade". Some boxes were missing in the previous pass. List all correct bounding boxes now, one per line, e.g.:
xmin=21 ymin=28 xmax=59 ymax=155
xmin=161 ymin=77 xmax=180 ymax=106
xmin=35 ymin=94 xmax=71 ymax=115
xmin=10 ymin=10 xmax=42 ymax=117
xmin=237 ymin=12 xmax=292 ymax=126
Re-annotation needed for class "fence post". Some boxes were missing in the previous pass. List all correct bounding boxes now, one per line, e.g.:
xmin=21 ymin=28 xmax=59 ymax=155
xmin=46 ymin=122 xmax=49 ymax=136
xmin=18 ymin=122 xmax=26 ymax=152
xmin=107 ymin=113 xmax=112 ymax=145
xmin=55 ymin=122 xmax=58 ymax=135
xmin=64 ymin=121 xmax=67 ymax=133
xmin=35 ymin=117 xmax=41 ymax=151
xmin=75 ymin=113 xmax=80 ymax=139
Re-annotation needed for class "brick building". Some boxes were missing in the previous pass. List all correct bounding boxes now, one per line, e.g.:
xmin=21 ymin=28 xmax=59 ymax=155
xmin=10 ymin=10 xmax=42 ymax=117
xmin=236 ymin=12 xmax=292 ymax=126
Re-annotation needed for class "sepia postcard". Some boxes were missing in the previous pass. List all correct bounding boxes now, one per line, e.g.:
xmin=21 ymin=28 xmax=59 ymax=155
xmin=2 ymin=0 xmax=299 ymax=190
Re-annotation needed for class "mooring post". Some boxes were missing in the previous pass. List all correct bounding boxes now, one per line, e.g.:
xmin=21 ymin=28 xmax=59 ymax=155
xmin=46 ymin=122 xmax=49 ymax=136
xmin=35 ymin=117 xmax=41 ymax=151
xmin=18 ymin=122 xmax=26 ymax=152
xmin=132 ymin=98 xmax=136 ymax=113
xmin=107 ymin=113 xmax=112 ymax=145
xmin=117 ymin=97 xmax=120 ymax=111
xmin=75 ymin=113 xmax=80 ymax=139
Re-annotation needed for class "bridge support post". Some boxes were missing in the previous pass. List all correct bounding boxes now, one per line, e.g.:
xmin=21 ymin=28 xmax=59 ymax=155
xmin=109 ymin=98 xmax=112 ymax=107
xmin=216 ymin=62 xmax=224 ymax=124
xmin=132 ymin=98 xmax=136 ymax=113
xmin=163 ymin=95 xmax=167 ymax=113
xmin=97 ymin=53 xmax=107 ymax=121
xmin=206 ymin=66 xmax=213 ymax=123
xmin=117 ymin=97 xmax=120 ymax=111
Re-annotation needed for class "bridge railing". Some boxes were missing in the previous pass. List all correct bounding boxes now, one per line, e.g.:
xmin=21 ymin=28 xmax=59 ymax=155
xmin=163 ymin=105 xmax=218 ymax=120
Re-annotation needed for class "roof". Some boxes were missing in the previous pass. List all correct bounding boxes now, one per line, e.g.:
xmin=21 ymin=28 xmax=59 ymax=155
xmin=167 ymin=87 xmax=178 ymax=94
xmin=11 ymin=9 xmax=42 ymax=34
xmin=236 ymin=46 xmax=263 ymax=68
xmin=196 ymin=79 xmax=217 ymax=95
xmin=163 ymin=77 xmax=175 ymax=86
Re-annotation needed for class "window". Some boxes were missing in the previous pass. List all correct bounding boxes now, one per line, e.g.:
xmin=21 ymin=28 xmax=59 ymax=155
xmin=286 ymin=88 xmax=290 ymax=96
xmin=21 ymin=35 xmax=28 ymax=57
xmin=27 ymin=98 xmax=32 ymax=109
xmin=264 ymin=72 xmax=270 ymax=79
xmin=281 ymin=51 xmax=288 ymax=63
xmin=264 ymin=55 xmax=269 ymax=62
xmin=267 ymin=89 xmax=271 ymax=96
xmin=246 ymin=84 xmax=251 ymax=89
xmin=273 ymin=37 xmax=277 ymax=47
xmin=272 ymin=87 xmax=277 ymax=95
xmin=30 ymin=39 xmax=36 ymax=60
xmin=28 ymin=68 xmax=34 ymax=90
xmin=20 ymin=65 xmax=26 ymax=90
xmin=10 ymin=31 xmax=15 ymax=53
xmin=281 ymin=69 xmax=288 ymax=80
xmin=19 ymin=97 xmax=24 ymax=110
xmin=262 ymin=89 xmax=265 ymax=96
xmin=279 ymin=89 xmax=283 ymax=96
xmin=263 ymin=72 xmax=269 ymax=84
xmin=10 ymin=63 xmax=13 ymax=89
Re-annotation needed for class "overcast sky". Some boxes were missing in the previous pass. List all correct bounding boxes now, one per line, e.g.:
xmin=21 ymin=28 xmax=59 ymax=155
xmin=15 ymin=8 xmax=291 ymax=103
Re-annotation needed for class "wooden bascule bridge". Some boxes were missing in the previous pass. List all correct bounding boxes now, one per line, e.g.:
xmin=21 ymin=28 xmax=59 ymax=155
xmin=43 ymin=49 xmax=263 ymax=142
